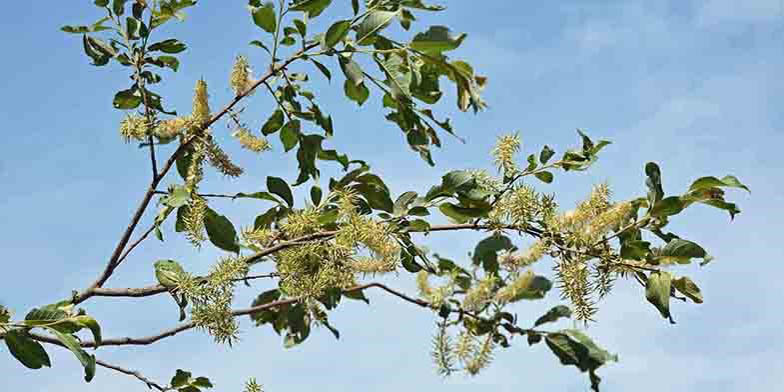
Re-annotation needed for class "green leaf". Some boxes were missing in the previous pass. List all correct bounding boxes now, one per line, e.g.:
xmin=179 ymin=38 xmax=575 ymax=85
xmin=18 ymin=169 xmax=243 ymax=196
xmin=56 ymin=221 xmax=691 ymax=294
xmin=545 ymin=329 xmax=617 ymax=392
xmin=324 ymin=20 xmax=351 ymax=49
xmin=439 ymin=202 xmax=488 ymax=224
xmin=338 ymin=56 xmax=364 ymax=86
xmin=46 ymin=328 xmax=96 ymax=382
xmin=4 ymin=330 xmax=51 ymax=370
xmin=620 ymin=240 xmax=651 ymax=260
xmin=251 ymin=4 xmax=276 ymax=33
xmin=192 ymin=377 xmax=214 ymax=388
xmin=293 ymin=19 xmax=307 ymax=37
xmin=250 ymin=39 xmax=271 ymax=54
xmin=503 ymin=271 xmax=552 ymax=301
xmin=410 ymin=26 xmax=466 ymax=54
xmin=280 ymin=120 xmax=301 ymax=152
xmin=645 ymin=162 xmax=664 ymax=208
xmin=267 ymin=177 xmax=294 ymax=207
xmin=151 ymin=55 xmax=180 ymax=71
xmin=645 ymin=271 xmax=674 ymax=323
xmin=95 ymin=0 xmax=109 ymax=6
xmin=113 ymin=0 xmax=128 ymax=16
xmin=540 ymin=145 xmax=555 ymax=164
xmin=310 ymin=186 xmax=323 ymax=205
xmin=534 ymin=171 xmax=554 ymax=184
xmin=356 ymin=11 xmax=397 ymax=44
xmin=672 ymin=276 xmax=704 ymax=304
xmin=688 ymin=176 xmax=750 ymax=193
xmin=290 ymin=0 xmax=332 ymax=18
xmin=472 ymin=235 xmax=515 ymax=273
xmin=73 ymin=315 xmax=102 ymax=347
xmin=534 ymin=305 xmax=572 ymax=327
xmin=148 ymin=38 xmax=187 ymax=53
xmin=113 ymin=88 xmax=142 ymax=109
xmin=310 ymin=59 xmax=331 ymax=81
xmin=655 ymin=238 xmax=711 ymax=265
xmin=649 ymin=196 xmax=686 ymax=217
xmin=394 ymin=191 xmax=418 ymax=216
xmin=171 ymin=369 xmax=192 ymax=388
xmin=344 ymin=80 xmax=370 ymax=106
xmin=261 ymin=110 xmax=285 ymax=135
xmin=203 ymin=207 xmax=240 ymax=253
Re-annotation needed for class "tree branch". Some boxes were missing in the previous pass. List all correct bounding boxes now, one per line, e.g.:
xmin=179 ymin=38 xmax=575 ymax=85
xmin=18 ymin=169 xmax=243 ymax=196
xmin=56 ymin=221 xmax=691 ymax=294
xmin=96 ymin=359 xmax=168 ymax=391
xmin=71 ymin=44 xmax=318 ymax=305
xmin=32 ymin=283 xmax=430 ymax=348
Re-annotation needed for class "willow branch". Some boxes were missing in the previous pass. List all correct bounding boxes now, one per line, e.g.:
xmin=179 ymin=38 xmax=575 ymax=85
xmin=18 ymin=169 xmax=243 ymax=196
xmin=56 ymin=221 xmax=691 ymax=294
xmin=96 ymin=359 xmax=167 ymax=391
xmin=71 ymin=44 xmax=318 ymax=305
xmin=32 ymin=283 xmax=428 ymax=348
xmin=154 ymin=190 xmax=239 ymax=199
xmin=86 ymin=223 xmax=524 ymax=300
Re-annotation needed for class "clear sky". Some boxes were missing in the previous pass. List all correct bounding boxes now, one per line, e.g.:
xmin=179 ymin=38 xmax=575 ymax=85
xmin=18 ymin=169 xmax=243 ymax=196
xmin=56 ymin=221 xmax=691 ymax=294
xmin=2 ymin=1 xmax=783 ymax=391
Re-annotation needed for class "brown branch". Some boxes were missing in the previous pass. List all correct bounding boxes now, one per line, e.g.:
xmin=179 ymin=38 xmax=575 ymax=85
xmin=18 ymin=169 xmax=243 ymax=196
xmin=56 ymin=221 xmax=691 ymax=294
xmin=31 ymin=283 xmax=427 ymax=348
xmin=96 ymin=359 xmax=167 ymax=391
xmin=71 ymin=44 xmax=318 ymax=305
xmin=85 ymin=223 xmax=529 ymax=300
xmin=116 ymin=225 xmax=156 ymax=266
xmin=154 ymin=190 xmax=238 ymax=199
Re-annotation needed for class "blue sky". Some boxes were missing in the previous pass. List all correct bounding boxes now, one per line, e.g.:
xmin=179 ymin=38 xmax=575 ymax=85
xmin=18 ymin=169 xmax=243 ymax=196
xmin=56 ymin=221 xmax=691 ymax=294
xmin=1 ymin=1 xmax=783 ymax=391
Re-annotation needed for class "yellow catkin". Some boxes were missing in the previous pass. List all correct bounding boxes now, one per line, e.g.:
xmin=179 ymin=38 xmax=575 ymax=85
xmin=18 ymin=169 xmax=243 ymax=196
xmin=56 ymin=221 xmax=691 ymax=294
xmin=204 ymin=137 xmax=243 ymax=177
xmin=462 ymin=275 xmax=497 ymax=312
xmin=233 ymin=128 xmax=270 ymax=153
xmin=119 ymin=115 xmax=149 ymax=142
xmin=499 ymin=240 xmax=547 ymax=271
xmin=494 ymin=270 xmax=536 ymax=304
xmin=230 ymin=55 xmax=256 ymax=96
xmin=491 ymin=134 xmax=521 ymax=175
xmin=192 ymin=79 xmax=211 ymax=126
xmin=154 ymin=117 xmax=188 ymax=140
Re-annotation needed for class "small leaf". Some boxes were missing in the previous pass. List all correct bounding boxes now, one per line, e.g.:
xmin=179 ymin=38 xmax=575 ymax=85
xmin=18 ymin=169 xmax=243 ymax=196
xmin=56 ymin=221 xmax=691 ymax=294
xmin=645 ymin=271 xmax=674 ymax=323
xmin=472 ymin=235 xmax=515 ymax=273
xmin=171 ymin=369 xmax=192 ymax=388
xmin=534 ymin=305 xmax=572 ymax=327
xmin=267 ymin=176 xmax=294 ymax=207
xmin=534 ymin=171 xmax=554 ymax=184
xmin=649 ymin=196 xmax=686 ymax=217
xmin=192 ymin=377 xmax=214 ymax=388
xmin=47 ymin=328 xmax=96 ymax=382
xmin=689 ymin=176 xmax=750 ymax=193
xmin=310 ymin=186 xmax=322 ymax=205
xmin=262 ymin=110 xmax=285 ymax=135
xmin=251 ymin=4 xmax=276 ymax=33
xmin=540 ymin=145 xmax=555 ymax=164
xmin=356 ymin=11 xmax=397 ymax=44
xmin=324 ymin=20 xmax=351 ymax=48
xmin=344 ymin=80 xmax=369 ymax=106
xmin=4 ymin=330 xmax=51 ymax=370
xmin=280 ymin=120 xmax=301 ymax=152
xmin=73 ymin=315 xmax=102 ymax=347
xmin=290 ymin=0 xmax=332 ymax=18
xmin=148 ymin=38 xmax=187 ymax=53
xmin=672 ymin=276 xmax=703 ymax=304
xmin=113 ymin=88 xmax=142 ymax=109
xmin=310 ymin=59 xmax=331 ymax=81
xmin=203 ymin=207 xmax=240 ymax=253
xmin=250 ymin=40 xmax=271 ymax=54
xmin=545 ymin=329 xmax=617 ymax=392
xmin=655 ymin=239 xmax=711 ymax=265
xmin=409 ymin=26 xmax=466 ymax=54
xmin=339 ymin=56 xmax=364 ymax=86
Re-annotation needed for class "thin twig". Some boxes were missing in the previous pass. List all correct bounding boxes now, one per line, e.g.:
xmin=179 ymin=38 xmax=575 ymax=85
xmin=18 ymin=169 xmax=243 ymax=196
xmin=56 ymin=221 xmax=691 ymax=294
xmin=32 ymin=283 xmax=432 ymax=348
xmin=116 ymin=225 xmax=156 ymax=266
xmin=96 ymin=359 xmax=168 ymax=391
